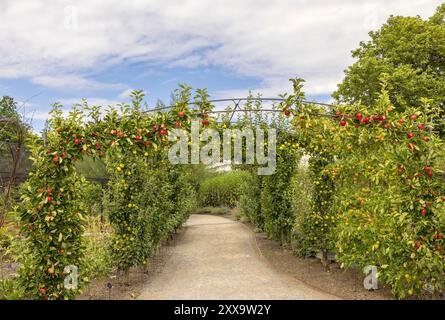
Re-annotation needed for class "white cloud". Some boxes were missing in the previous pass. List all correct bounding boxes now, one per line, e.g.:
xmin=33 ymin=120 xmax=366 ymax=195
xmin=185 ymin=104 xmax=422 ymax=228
xmin=0 ymin=0 xmax=442 ymax=96
xmin=32 ymin=75 xmax=126 ymax=91
xmin=23 ymin=97 xmax=121 ymax=123
xmin=58 ymin=97 xmax=120 ymax=106
xmin=117 ymin=88 xmax=148 ymax=100
xmin=26 ymin=110 xmax=51 ymax=121
xmin=118 ymin=89 xmax=134 ymax=100
xmin=161 ymin=77 xmax=180 ymax=85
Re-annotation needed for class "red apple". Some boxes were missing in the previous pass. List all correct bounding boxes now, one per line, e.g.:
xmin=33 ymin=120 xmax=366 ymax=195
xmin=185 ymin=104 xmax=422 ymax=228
xmin=159 ymin=129 xmax=167 ymax=135
xmin=356 ymin=113 xmax=363 ymax=120
xmin=407 ymin=133 xmax=414 ymax=139
xmin=284 ymin=110 xmax=291 ymax=117
xmin=74 ymin=138 xmax=80 ymax=145
xmin=202 ymin=119 xmax=209 ymax=126
xmin=178 ymin=111 xmax=185 ymax=118
xmin=417 ymin=124 xmax=425 ymax=130
xmin=340 ymin=120 xmax=347 ymax=127
xmin=410 ymin=115 xmax=418 ymax=121
xmin=399 ymin=119 xmax=405 ymax=124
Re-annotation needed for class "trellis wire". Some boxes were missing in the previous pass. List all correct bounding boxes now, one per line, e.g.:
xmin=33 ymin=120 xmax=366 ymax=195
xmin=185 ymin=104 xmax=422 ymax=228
xmin=143 ymin=97 xmax=336 ymax=118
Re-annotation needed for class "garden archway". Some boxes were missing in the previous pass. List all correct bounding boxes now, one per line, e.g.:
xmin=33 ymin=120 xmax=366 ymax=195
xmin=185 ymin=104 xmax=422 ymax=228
xmin=17 ymin=79 xmax=445 ymax=299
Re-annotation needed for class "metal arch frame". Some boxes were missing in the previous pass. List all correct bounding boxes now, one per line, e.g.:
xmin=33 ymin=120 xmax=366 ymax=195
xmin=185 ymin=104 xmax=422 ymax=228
xmin=144 ymin=97 xmax=336 ymax=117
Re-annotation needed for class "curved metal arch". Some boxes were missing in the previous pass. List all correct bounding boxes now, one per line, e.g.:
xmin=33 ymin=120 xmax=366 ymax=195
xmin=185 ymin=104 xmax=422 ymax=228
xmin=144 ymin=97 xmax=336 ymax=115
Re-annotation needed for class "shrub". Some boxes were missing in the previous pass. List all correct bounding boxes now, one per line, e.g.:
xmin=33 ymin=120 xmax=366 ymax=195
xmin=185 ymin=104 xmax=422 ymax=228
xmin=260 ymin=137 xmax=300 ymax=244
xmin=330 ymin=93 xmax=445 ymax=298
xmin=289 ymin=161 xmax=317 ymax=257
xmin=80 ymin=181 xmax=103 ymax=216
xmin=82 ymin=216 xmax=113 ymax=280
xmin=0 ymin=278 xmax=24 ymax=300
xmin=289 ymin=78 xmax=445 ymax=298
xmin=238 ymin=172 xmax=263 ymax=227
xmin=199 ymin=171 xmax=250 ymax=208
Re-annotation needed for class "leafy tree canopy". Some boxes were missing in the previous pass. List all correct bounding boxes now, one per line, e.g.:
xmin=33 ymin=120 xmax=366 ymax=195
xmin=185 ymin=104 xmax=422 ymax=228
xmin=333 ymin=3 xmax=445 ymax=112
xmin=0 ymin=96 xmax=20 ymax=120
xmin=0 ymin=96 xmax=22 ymax=145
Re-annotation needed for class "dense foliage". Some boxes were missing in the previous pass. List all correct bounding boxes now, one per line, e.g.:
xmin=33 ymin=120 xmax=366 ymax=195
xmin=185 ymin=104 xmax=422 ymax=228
xmin=199 ymin=171 xmax=250 ymax=208
xmin=13 ymin=87 xmax=209 ymax=299
xmin=329 ymin=89 xmax=445 ymax=298
xmin=1 ymin=3 xmax=443 ymax=302
xmin=334 ymin=4 xmax=445 ymax=118
xmin=235 ymin=76 xmax=445 ymax=298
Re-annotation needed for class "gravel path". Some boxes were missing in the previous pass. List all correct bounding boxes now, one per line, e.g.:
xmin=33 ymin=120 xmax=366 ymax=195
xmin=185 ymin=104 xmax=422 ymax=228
xmin=138 ymin=214 xmax=338 ymax=300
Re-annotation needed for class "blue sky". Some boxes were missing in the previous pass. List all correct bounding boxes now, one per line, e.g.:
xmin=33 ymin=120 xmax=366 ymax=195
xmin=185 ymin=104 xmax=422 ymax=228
xmin=0 ymin=0 xmax=442 ymax=132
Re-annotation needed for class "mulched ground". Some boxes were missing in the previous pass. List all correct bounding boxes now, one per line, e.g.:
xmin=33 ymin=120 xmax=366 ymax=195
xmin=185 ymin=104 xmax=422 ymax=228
xmin=252 ymin=231 xmax=392 ymax=300
xmin=214 ymin=210 xmax=392 ymax=300
xmin=77 ymin=231 xmax=184 ymax=300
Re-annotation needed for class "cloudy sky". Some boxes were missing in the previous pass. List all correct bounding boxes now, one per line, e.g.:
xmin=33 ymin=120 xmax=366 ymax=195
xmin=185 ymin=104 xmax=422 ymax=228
xmin=0 ymin=0 xmax=442 ymax=131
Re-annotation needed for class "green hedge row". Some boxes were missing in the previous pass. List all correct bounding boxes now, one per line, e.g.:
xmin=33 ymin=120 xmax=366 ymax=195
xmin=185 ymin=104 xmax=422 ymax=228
xmin=198 ymin=171 xmax=251 ymax=208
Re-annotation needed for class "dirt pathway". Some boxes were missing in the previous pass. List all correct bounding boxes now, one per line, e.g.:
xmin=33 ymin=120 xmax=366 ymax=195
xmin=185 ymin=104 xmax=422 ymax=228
xmin=138 ymin=214 xmax=338 ymax=300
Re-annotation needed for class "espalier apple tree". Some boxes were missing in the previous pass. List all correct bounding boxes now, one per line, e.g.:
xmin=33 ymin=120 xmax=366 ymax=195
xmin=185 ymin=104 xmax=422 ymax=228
xmin=17 ymin=87 xmax=211 ymax=299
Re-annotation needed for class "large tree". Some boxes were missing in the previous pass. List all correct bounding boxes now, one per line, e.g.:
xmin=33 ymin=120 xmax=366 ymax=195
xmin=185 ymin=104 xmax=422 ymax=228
xmin=333 ymin=4 xmax=445 ymax=111
xmin=0 ymin=96 xmax=21 ymax=142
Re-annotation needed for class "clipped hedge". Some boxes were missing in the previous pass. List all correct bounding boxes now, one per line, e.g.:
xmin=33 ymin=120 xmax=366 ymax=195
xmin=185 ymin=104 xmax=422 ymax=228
xmin=260 ymin=139 xmax=300 ymax=244
xmin=199 ymin=171 xmax=250 ymax=208
xmin=238 ymin=172 xmax=263 ymax=226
